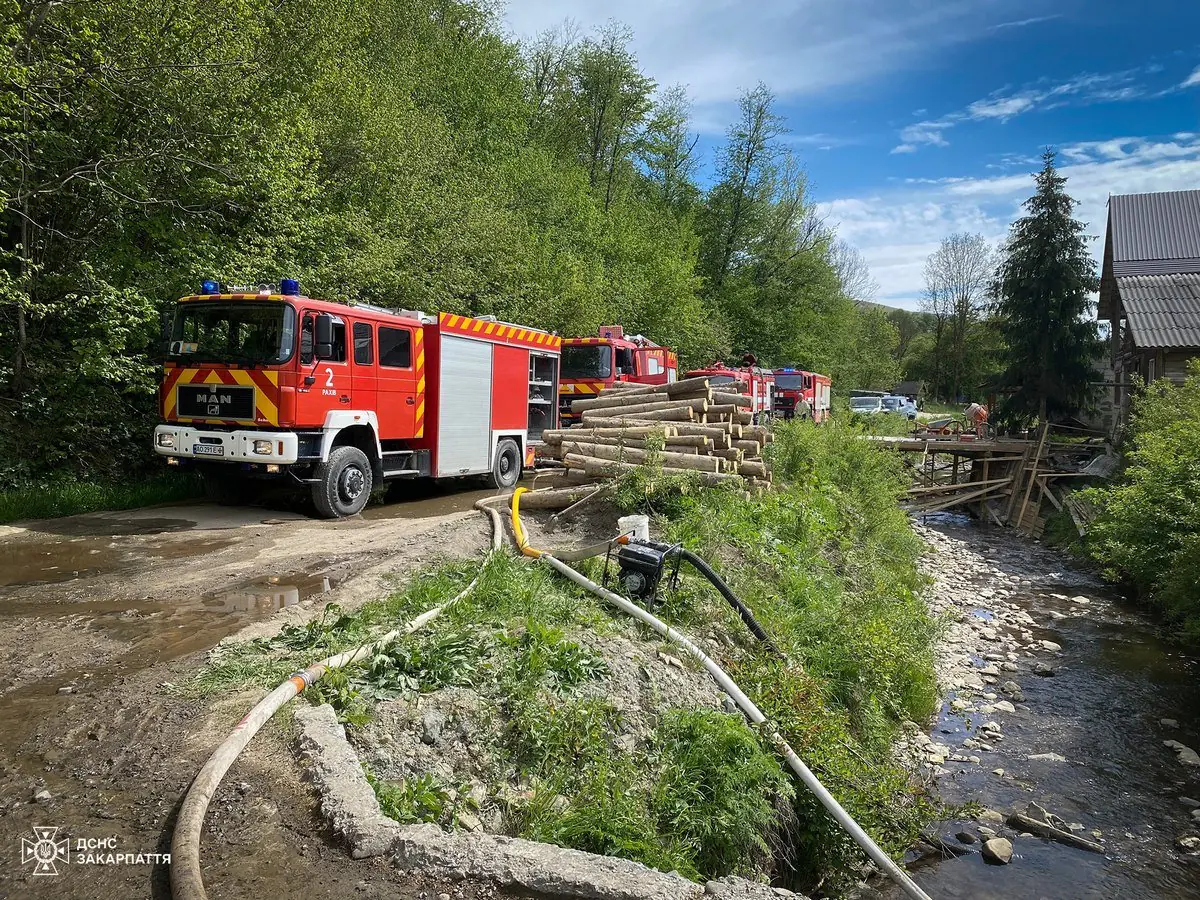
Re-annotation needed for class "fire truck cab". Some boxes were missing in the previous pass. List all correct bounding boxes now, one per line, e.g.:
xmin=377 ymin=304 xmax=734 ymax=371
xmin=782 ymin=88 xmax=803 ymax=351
xmin=153 ymin=280 xmax=560 ymax=517
xmin=558 ymin=326 xmax=678 ymax=424
xmin=772 ymin=367 xmax=832 ymax=423
xmin=683 ymin=363 xmax=776 ymax=423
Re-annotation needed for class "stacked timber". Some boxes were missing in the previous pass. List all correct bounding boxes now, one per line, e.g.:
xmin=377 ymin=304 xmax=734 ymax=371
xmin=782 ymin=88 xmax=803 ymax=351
xmin=542 ymin=376 xmax=772 ymax=491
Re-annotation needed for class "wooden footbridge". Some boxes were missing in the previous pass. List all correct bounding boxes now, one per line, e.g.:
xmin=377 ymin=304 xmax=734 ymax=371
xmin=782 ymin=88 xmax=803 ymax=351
xmin=869 ymin=425 xmax=1112 ymax=536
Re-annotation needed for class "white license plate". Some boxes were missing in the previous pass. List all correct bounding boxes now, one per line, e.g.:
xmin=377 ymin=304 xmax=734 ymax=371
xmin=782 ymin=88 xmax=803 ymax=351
xmin=193 ymin=443 xmax=224 ymax=457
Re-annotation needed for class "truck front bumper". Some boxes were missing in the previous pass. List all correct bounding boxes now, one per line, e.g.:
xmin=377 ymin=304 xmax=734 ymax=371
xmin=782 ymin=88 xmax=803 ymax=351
xmin=153 ymin=426 xmax=300 ymax=465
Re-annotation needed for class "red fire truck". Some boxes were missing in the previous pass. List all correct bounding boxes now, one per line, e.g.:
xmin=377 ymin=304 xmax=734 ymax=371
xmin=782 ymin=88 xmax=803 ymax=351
xmin=558 ymin=325 xmax=678 ymax=424
xmin=153 ymin=280 xmax=560 ymax=517
xmin=682 ymin=362 xmax=776 ymax=423
xmin=772 ymin=367 xmax=832 ymax=422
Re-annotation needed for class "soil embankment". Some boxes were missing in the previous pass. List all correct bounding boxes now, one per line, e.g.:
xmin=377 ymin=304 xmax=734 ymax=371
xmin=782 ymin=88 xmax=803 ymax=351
xmin=877 ymin=515 xmax=1200 ymax=899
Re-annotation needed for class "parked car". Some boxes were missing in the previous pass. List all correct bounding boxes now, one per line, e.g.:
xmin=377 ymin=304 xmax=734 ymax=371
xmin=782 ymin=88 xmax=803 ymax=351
xmin=881 ymin=395 xmax=918 ymax=419
xmin=849 ymin=396 xmax=884 ymax=414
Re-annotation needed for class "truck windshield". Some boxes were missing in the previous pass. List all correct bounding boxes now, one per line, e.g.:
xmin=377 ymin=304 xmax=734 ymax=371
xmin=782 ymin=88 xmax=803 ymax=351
xmin=881 ymin=396 xmax=904 ymax=410
xmin=561 ymin=344 xmax=612 ymax=379
xmin=703 ymin=374 xmax=738 ymax=385
xmin=169 ymin=302 xmax=296 ymax=366
xmin=850 ymin=398 xmax=880 ymax=411
xmin=774 ymin=374 xmax=806 ymax=390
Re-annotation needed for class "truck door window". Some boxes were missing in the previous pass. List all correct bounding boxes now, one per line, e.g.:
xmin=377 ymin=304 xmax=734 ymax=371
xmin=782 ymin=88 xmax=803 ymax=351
xmin=615 ymin=346 xmax=634 ymax=374
xmin=353 ymin=322 xmax=373 ymax=365
xmin=300 ymin=314 xmax=346 ymax=364
xmin=300 ymin=316 xmax=314 ymax=364
xmin=378 ymin=326 xmax=412 ymax=368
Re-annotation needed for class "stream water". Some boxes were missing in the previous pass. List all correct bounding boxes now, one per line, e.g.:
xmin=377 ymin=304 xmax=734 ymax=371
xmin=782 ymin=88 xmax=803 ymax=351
xmin=874 ymin=517 xmax=1200 ymax=900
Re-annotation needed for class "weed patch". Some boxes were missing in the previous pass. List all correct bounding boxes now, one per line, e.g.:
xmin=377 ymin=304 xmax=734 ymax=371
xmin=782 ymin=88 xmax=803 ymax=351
xmin=0 ymin=473 xmax=203 ymax=524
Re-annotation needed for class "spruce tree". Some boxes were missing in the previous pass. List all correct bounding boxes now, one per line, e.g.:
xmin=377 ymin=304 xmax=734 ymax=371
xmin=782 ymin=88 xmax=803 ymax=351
xmin=994 ymin=150 xmax=1101 ymax=425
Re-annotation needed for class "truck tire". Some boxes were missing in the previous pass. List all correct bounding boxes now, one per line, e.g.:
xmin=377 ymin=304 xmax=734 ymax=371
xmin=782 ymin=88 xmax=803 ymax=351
xmin=312 ymin=446 xmax=373 ymax=518
xmin=488 ymin=438 xmax=522 ymax=489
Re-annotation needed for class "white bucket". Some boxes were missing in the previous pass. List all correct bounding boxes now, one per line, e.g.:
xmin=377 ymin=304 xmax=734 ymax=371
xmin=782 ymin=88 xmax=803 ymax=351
xmin=617 ymin=514 xmax=650 ymax=542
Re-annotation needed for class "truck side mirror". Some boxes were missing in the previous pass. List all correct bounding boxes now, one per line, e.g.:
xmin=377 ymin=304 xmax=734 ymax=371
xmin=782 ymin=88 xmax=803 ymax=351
xmin=315 ymin=313 xmax=334 ymax=360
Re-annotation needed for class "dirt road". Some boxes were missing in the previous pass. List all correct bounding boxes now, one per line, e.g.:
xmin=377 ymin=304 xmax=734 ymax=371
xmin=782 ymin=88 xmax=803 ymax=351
xmin=0 ymin=485 xmax=515 ymax=900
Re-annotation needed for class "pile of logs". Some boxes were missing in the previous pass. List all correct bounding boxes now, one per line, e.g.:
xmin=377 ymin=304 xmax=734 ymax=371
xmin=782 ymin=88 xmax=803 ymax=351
xmin=541 ymin=376 xmax=772 ymax=491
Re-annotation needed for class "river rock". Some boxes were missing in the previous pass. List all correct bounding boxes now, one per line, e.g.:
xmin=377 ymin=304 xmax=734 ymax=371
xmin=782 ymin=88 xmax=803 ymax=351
xmin=993 ymin=700 xmax=1016 ymax=714
xmin=956 ymin=831 xmax=978 ymax=844
xmin=1033 ymin=663 xmax=1057 ymax=676
xmin=981 ymin=838 xmax=1014 ymax=864
xmin=1039 ymin=640 xmax=1062 ymax=652
xmin=1164 ymin=740 xmax=1200 ymax=766
xmin=977 ymin=808 xmax=1005 ymax=824
xmin=1161 ymin=718 xmax=1179 ymax=728
xmin=1028 ymin=752 xmax=1067 ymax=762
xmin=33 ymin=789 xmax=51 ymax=803
xmin=1181 ymin=797 xmax=1200 ymax=809
xmin=1000 ymin=680 xmax=1024 ymax=699
xmin=1179 ymin=835 xmax=1200 ymax=852
xmin=1026 ymin=802 xmax=1050 ymax=823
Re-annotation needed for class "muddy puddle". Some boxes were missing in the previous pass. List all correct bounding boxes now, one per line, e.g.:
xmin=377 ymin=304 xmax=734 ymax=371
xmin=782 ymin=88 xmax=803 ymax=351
xmin=0 ymin=534 xmax=237 ymax=588
xmin=875 ymin=522 xmax=1200 ymax=900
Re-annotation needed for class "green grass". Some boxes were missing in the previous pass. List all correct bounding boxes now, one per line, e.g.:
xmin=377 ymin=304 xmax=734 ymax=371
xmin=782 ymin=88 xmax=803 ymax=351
xmin=0 ymin=473 xmax=204 ymax=524
xmin=611 ymin=418 xmax=941 ymax=889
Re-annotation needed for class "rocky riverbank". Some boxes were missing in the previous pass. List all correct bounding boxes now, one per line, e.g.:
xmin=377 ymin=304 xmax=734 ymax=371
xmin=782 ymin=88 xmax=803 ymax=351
xmin=880 ymin=514 xmax=1200 ymax=899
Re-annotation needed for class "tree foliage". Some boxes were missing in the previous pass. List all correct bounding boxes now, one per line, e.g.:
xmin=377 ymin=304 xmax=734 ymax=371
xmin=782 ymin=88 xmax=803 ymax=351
xmin=1 ymin=1 xmax=897 ymax=486
xmin=992 ymin=150 xmax=1101 ymax=425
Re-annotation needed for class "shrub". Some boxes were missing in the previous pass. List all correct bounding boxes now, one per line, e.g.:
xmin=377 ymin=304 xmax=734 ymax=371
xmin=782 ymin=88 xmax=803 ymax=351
xmin=1084 ymin=362 xmax=1200 ymax=639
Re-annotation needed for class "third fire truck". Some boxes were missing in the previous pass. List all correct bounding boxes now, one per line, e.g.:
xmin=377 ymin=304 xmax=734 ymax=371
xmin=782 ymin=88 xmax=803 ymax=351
xmin=558 ymin=325 xmax=678 ymax=424
xmin=772 ymin=367 xmax=832 ymax=422
xmin=682 ymin=361 xmax=776 ymax=423
xmin=153 ymin=279 xmax=560 ymax=517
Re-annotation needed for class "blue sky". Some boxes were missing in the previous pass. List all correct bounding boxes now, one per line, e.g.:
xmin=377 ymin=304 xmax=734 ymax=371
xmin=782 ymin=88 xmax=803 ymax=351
xmin=503 ymin=0 xmax=1200 ymax=309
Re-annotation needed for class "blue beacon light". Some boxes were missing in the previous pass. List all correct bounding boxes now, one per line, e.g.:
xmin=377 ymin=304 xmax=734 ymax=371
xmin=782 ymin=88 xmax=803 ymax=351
xmin=201 ymin=280 xmax=220 ymax=294
xmin=280 ymin=278 xmax=301 ymax=296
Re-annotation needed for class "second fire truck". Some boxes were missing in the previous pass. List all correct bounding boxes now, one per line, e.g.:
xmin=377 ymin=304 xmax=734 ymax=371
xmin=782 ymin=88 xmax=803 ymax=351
xmin=558 ymin=325 xmax=678 ymax=424
xmin=153 ymin=280 xmax=560 ymax=517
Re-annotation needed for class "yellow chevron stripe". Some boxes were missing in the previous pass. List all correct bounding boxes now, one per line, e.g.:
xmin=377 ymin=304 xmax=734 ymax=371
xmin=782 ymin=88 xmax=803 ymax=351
xmin=417 ymin=375 xmax=425 ymax=393
xmin=484 ymin=322 xmax=496 ymax=335
xmin=472 ymin=319 xmax=485 ymax=332
xmin=415 ymin=398 xmax=425 ymax=421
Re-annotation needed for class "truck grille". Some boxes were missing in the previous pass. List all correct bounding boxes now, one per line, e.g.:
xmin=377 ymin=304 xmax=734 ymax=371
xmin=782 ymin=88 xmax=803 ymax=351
xmin=176 ymin=384 xmax=255 ymax=420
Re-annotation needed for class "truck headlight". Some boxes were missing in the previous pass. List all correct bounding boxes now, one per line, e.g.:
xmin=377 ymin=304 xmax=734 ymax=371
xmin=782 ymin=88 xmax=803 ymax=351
xmin=156 ymin=432 xmax=175 ymax=449
xmin=253 ymin=439 xmax=274 ymax=455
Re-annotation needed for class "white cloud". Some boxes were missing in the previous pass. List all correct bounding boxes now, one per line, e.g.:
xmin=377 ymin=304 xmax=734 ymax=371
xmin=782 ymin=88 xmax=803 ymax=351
xmin=990 ymin=15 xmax=1060 ymax=30
xmin=820 ymin=135 xmax=1200 ymax=310
xmin=1183 ymin=65 xmax=1200 ymax=89
xmin=891 ymin=69 xmax=1148 ymax=152
xmin=503 ymin=0 xmax=1045 ymax=132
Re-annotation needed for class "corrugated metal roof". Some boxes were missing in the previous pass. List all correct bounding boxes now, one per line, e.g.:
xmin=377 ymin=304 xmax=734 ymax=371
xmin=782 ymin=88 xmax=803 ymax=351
xmin=1119 ymin=274 xmax=1200 ymax=349
xmin=1109 ymin=190 xmax=1200 ymax=275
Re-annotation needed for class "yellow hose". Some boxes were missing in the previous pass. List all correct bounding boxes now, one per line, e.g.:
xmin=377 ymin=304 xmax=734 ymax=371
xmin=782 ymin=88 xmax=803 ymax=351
xmin=511 ymin=487 xmax=542 ymax=557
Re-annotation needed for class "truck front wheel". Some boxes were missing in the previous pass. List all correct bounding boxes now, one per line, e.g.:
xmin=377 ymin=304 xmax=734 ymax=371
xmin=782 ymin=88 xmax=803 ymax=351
xmin=312 ymin=446 xmax=373 ymax=518
xmin=488 ymin=438 xmax=522 ymax=489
